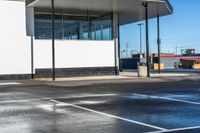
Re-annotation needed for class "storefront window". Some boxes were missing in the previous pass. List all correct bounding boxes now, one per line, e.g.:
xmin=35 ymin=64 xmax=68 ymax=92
xmin=34 ymin=12 xmax=113 ymax=40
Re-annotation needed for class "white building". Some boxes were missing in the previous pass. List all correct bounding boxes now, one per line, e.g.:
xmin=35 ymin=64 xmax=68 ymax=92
xmin=0 ymin=0 xmax=173 ymax=79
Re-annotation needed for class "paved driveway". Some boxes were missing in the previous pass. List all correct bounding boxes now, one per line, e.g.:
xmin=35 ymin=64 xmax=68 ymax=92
xmin=1 ymin=77 xmax=200 ymax=133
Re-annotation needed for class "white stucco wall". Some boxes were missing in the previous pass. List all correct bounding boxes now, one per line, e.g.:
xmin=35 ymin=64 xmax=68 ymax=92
xmin=0 ymin=0 xmax=115 ymax=75
xmin=34 ymin=40 xmax=115 ymax=69
xmin=0 ymin=0 xmax=31 ymax=75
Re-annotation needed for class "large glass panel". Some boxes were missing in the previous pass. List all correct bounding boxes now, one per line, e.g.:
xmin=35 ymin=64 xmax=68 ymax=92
xmin=63 ymin=16 xmax=89 ymax=40
xmin=35 ymin=14 xmax=62 ymax=39
xmin=102 ymin=15 xmax=112 ymax=40
xmin=91 ymin=17 xmax=101 ymax=40
xmin=35 ymin=14 xmax=51 ymax=39
xmin=54 ymin=15 xmax=62 ymax=39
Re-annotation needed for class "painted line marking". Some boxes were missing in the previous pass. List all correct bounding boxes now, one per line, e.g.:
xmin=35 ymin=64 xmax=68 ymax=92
xmin=0 ymin=93 xmax=118 ymax=104
xmin=50 ymin=99 xmax=167 ymax=131
xmin=0 ymin=82 xmax=21 ymax=86
xmin=147 ymin=125 xmax=200 ymax=133
xmin=133 ymin=93 xmax=200 ymax=105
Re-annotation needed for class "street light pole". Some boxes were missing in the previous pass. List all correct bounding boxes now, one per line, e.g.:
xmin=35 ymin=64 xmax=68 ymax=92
xmin=138 ymin=23 xmax=144 ymax=58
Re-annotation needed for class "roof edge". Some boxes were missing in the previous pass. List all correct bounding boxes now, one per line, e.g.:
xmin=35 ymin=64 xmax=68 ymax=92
xmin=165 ymin=0 xmax=173 ymax=14
xmin=141 ymin=0 xmax=173 ymax=14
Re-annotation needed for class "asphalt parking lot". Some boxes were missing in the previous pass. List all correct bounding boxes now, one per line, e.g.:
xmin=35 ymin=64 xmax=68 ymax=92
xmin=1 ymin=76 xmax=200 ymax=133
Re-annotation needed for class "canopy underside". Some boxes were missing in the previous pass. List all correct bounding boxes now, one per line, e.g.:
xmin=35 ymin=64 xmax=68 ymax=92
xmin=26 ymin=0 xmax=173 ymax=25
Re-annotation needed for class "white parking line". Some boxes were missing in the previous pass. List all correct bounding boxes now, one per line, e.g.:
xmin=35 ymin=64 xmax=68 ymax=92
xmin=50 ymin=99 xmax=167 ymax=131
xmin=0 ymin=82 xmax=21 ymax=86
xmin=133 ymin=93 xmax=200 ymax=105
xmin=147 ymin=125 xmax=200 ymax=133
xmin=0 ymin=93 xmax=119 ymax=104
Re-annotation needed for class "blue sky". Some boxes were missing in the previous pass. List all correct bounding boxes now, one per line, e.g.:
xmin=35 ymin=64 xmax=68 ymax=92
xmin=120 ymin=0 xmax=200 ymax=56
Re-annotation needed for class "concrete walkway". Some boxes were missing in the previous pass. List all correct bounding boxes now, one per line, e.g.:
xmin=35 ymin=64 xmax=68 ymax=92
xmin=27 ymin=71 xmax=195 ymax=88
xmin=120 ymin=71 xmax=190 ymax=78
xmin=34 ymin=71 xmax=191 ymax=82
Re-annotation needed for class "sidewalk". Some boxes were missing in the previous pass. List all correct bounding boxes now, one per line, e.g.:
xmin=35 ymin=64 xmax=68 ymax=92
xmin=34 ymin=75 xmax=134 ymax=82
xmin=34 ymin=71 xmax=192 ymax=82
xmin=27 ymin=71 xmax=196 ymax=87
xmin=120 ymin=71 xmax=190 ymax=78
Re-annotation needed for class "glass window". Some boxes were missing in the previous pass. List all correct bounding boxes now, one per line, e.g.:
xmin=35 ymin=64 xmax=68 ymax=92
xmin=102 ymin=15 xmax=113 ymax=40
xmin=91 ymin=18 xmax=101 ymax=40
xmin=54 ymin=15 xmax=62 ymax=39
xmin=35 ymin=14 xmax=51 ymax=39
xmin=35 ymin=14 xmax=62 ymax=39
xmin=63 ymin=16 xmax=89 ymax=40
xmin=34 ymin=12 xmax=113 ymax=40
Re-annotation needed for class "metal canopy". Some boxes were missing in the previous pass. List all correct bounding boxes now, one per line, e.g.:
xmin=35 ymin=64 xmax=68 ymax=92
xmin=26 ymin=0 xmax=173 ymax=25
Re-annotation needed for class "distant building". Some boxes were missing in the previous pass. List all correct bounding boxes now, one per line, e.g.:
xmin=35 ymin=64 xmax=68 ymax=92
xmin=121 ymin=53 xmax=200 ymax=70
xmin=181 ymin=49 xmax=196 ymax=56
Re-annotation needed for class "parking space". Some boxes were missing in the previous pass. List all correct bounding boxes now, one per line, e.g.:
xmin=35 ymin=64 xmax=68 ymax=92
xmin=1 ymin=78 xmax=200 ymax=133
xmin=52 ymin=93 xmax=200 ymax=132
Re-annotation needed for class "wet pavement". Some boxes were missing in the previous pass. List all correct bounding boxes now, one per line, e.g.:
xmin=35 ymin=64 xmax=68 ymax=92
xmin=1 ymin=77 xmax=200 ymax=133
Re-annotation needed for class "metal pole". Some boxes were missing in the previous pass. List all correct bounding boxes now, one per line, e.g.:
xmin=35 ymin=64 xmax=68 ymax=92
xmin=157 ymin=15 xmax=161 ymax=74
xmin=31 ymin=36 xmax=34 ymax=79
xmin=51 ymin=0 xmax=55 ymax=81
xmin=144 ymin=3 xmax=150 ymax=77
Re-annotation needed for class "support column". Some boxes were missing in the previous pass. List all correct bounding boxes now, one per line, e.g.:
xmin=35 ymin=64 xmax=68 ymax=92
xmin=31 ymin=36 xmax=34 ymax=79
xmin=51 ymin=0 xmax=55 ymax=81
xmin=113 ymin=12 xmax=120 ymax=75
xmin=143 ymin=3 xmax=150 ymax=77
xmin=117 ymin=17 xmax=121 ymax=72
xmin=157 ymin=15 xmax=161 ymax=74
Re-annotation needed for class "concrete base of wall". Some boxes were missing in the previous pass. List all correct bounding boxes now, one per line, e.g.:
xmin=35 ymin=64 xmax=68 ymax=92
xmin=0 ymin=74 xmax=32 ymax=80
xmin=35 ymin=67 xmax=116 ymax=78
xmin=0 ymin=67 xmax=116 ymax=80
